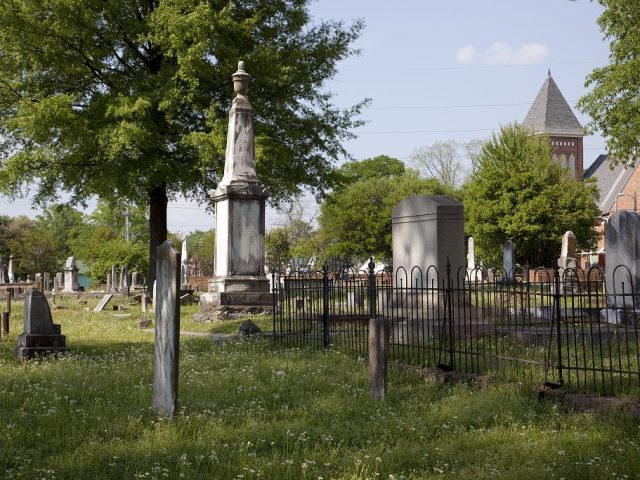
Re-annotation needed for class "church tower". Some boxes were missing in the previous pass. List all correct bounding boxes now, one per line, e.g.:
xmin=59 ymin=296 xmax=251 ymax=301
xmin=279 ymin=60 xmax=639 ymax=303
xmin=522 ymin=72 xmax=585 ymax=181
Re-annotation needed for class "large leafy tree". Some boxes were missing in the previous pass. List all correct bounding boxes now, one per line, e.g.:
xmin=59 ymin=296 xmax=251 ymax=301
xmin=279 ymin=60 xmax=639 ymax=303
xmin=464 ymin=124 xmax=599 ymax=266
xmin=317 ymin=157 xmax=454 ymax=261
xmin=577 ymin=0 xmax=640 ymax=166
xmin=0 ymin=0 xmax=365 ymax=286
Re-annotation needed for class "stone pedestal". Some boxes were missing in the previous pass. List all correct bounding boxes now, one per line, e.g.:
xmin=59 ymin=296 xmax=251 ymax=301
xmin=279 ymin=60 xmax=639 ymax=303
xmin=197 ymin=61 xmax=272 ymax=321
xmin=16 ymin=290 xmax=68 ymax=360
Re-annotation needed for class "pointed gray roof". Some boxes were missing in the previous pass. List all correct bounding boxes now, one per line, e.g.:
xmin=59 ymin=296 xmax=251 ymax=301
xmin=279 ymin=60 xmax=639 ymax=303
xmin=583 ymin=154 xmax=635 ymax=215
xmin=522 ymin=73 xmax=584 ymax=137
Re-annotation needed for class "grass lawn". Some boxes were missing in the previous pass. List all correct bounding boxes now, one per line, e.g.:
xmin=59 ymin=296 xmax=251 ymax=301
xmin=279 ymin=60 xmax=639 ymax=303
xmin=0 ymin=294 xmax=639 ymax=479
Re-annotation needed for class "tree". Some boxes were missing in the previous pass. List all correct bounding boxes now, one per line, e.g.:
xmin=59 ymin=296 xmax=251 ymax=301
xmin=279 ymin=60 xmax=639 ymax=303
xmin=577 ymin=0 xmax=640 ymax=167
xmin=317 ymin=166 xmax=454 ymax=261
xmin=410 ymin=139 xmax=483 ymax=188
xmin=338 ymin=155 xmax=407 ymax=185
xmin=464 ymin=124 xmax=599 ymax=266
xmin=0 ymin=1 xmax=366 ymax=286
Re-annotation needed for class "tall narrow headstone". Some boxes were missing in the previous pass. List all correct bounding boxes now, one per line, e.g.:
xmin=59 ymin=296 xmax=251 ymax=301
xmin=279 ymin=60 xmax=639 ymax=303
xmin=63 ymin=257 xmax=79 ymax=292
xmin=55 ymin=273 xmax=63 ymax=292
xmin=602 ymin=211 xmax=640 ymax=323
xmin=181 ymin=240 xmax=189 ymax=287
xmin=106 ymin=273 xmax=112 ymax=293
xmin=558 ymin=231 xmax=577 ymax=270
xmin=0 ymin=257 xmax=5 ymax=284
xmin=199 ymin=61 xmax=271 ymax=319
xmin=7 ymin=255 xmax=13 ymax=283
xmin=120 ymin=265 xmax=129 ymax=297
xmin=467 ymin=236 xmax=475 ymax=270
xmin=43 ymin=272 xmax=50 ymax=291
xmin=503 ymin=240 xmax=515 ymax=281
xmin=34 ymin=273 xmax=42 ymax=291
xmin=111 ymin=265 xmax=118 ymax=292
xmin=153 ymin=240 xmax=181 ymax=418
xmin=15 ymin=290 xmax=68 ymax=359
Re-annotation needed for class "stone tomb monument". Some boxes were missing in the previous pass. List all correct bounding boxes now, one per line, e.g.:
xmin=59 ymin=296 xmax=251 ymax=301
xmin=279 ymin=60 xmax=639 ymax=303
xmin=391 ymin=195 xmax=486 ymax=348
xmin=16 ymin=290 xmax=69 ymax=359
xmin=601 ymin=210 xmax=640 ymax=324
xmin=392 ymin=195 xmax=466 ymax=288
xmin=153 ymin=240 xmax=181 ymax=418
xmin=198 ymin=61 xmax=272 ymax=320
xmin=63 ymin=256 xmax=79 ymax=292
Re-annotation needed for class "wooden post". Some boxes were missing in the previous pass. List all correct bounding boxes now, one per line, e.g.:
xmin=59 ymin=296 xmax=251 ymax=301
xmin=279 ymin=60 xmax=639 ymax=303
xmin=369 ymin=317 xmax=389 ymax=400
xmin=2 ymin=312 xmax=9 ymax=336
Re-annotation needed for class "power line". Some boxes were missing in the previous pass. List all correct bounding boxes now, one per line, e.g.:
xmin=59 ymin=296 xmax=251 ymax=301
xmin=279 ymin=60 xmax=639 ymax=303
xmin=341 ymin=59 xmax=607 ymax=72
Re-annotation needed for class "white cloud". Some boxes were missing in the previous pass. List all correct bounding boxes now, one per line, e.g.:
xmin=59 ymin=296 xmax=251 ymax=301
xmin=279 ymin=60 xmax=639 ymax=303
xmin=455 ymin=42 xmax=550 ymax=65
xmin=455 ymin=45 xmax=479 ymax=64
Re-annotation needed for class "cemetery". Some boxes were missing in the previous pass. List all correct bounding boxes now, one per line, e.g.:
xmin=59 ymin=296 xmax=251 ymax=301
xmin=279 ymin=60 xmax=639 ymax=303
xmin=2 ymin=2 xmax=640 ymax=479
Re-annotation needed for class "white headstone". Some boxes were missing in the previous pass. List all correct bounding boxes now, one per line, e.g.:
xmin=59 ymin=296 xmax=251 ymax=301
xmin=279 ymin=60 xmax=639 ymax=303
xmin=181 ymin=240 xmax=189 ymax=286
xmin=63 ymin=256 xmax=79 ymax=292
xmin=7 ymin=255 xmax=14 ymax=283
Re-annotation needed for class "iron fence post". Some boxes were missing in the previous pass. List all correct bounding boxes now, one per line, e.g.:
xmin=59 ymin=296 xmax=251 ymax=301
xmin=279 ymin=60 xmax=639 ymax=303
xmin=368 ymin=257 xmax=377 ymax=319
xmin=554 ymin=267 xmax=564 ymax=386
xmin=322 ymin=263 xmax=330 ymax=350
xmin=446 ymin=257 xmax=454 ymax=369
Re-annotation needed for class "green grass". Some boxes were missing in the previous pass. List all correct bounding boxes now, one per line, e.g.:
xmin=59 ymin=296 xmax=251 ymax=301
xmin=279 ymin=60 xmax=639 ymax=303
xmin=0 ymin=296 xmax=639 ymax=479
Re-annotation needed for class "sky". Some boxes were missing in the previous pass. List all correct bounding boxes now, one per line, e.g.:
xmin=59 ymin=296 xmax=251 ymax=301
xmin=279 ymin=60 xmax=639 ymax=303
xmin=2 ymin=0 xmax=610 ymax=235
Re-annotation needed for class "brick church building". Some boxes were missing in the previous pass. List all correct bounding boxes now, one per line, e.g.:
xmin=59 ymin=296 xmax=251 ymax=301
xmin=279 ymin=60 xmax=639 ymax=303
xmin=523 ymin=72 xmax=640 ymax=268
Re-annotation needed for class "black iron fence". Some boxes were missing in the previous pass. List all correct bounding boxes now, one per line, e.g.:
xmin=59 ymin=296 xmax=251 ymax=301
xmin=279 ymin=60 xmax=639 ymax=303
xmin=271 ymin=260 xmax=640 ymax=396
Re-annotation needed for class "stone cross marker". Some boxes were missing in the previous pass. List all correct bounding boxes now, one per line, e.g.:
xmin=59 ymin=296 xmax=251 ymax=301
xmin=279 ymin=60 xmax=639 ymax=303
xmin=153 ymin=240 xmax=181 ymax=418
xmin=503 ymin=240 xmax=515 ymax=281
xmin=15 ymin=290 xmax=68 ymax=359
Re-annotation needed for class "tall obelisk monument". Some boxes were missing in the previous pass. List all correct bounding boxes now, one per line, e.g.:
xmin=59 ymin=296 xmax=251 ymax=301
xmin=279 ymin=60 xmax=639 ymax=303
xmin=202 ymin=61 xmax=271 ymax=318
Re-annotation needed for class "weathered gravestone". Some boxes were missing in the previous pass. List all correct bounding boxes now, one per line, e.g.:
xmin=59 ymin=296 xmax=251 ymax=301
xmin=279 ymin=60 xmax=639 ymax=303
xmin=55 ymin=273 xmax=62 ymax=292
xmin=131 ymin=265 xmax=141 ymax=288
xmin=0 ymin=257 xmax=5 ymax=284
xmin=43 ymin=272 xmax=50 ymax=291
xmin=63 ymin=257 xmax=79 ymax=292
xmin=34 ymin=273 xmax=42 ymax=291
xmin=111 ymin=265 xmax=118 ymax=292
xmin=467 ymin=236 xmax=485 ymax=282
xmin=106 ymin=273 xmax=112 ymax=293
xmin=94 ymin=294 xmax=114 ymax=313
xmin=601 ymin=211 xmax=640 ymax=324
xmin=503 ymin=240 xmax=516 ymax=282
xmin=181 ymin=240 xmax=189 ymax=288
xmin=15 ymin=290 xmax=69 ymax=359
xmin=119 ymin=265 xmax=129 ymax=296
xmin=153 ymin=241 xmax=181 ymax=418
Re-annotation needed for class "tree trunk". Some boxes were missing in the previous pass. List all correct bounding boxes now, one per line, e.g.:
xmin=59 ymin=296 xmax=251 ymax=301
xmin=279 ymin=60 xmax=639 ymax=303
xmin=148 ymin=183 xmax=168 ymax=295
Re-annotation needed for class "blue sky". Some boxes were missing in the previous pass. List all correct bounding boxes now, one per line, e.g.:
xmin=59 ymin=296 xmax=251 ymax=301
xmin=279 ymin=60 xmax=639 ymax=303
xmin=3 ymin=0 xmax=610 ymax=233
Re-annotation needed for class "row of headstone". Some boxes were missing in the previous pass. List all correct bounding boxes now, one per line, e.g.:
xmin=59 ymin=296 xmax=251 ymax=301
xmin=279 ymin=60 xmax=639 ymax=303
xmin=106 ymin=264 xmax=144 ymax=293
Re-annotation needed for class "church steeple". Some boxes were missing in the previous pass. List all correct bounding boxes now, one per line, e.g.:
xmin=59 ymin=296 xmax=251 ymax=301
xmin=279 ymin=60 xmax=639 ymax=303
xmin=523 ymin=73 xmax=585 ymax=181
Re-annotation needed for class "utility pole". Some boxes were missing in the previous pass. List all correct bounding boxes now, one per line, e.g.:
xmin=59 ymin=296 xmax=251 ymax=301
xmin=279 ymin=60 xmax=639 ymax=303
xmin=124 ymin=209 xmax=130 ymax=242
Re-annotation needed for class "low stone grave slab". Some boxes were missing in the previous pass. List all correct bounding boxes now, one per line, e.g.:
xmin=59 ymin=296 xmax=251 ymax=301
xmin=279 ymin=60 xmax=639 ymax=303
xmin=94 ymin=294 xmax=113 ymax=312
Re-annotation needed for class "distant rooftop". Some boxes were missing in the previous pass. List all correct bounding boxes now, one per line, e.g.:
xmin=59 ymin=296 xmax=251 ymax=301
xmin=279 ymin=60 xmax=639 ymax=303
xmin=583 ymin=154 xmax=635 ymax=215
xmin=522 ymin=72 xmax=584 ymax=137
